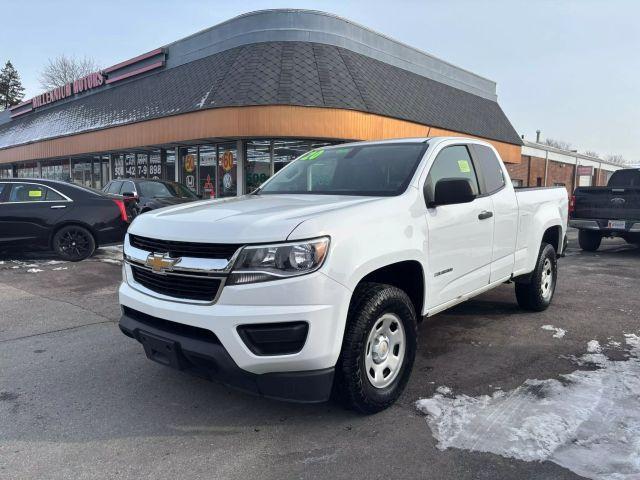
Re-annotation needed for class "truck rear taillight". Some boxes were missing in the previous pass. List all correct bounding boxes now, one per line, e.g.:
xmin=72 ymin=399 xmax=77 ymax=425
xmin=112 ymin=199 xmax=129 ymax=223
xmin=569 ymin=195 xmax=576 ymax=216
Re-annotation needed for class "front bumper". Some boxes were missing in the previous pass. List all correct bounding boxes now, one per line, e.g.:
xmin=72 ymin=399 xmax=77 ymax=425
xmin=119 ymin=308 xmax=334 ymax=402
xmin=118 ymin=263 xmax=352 ymax=401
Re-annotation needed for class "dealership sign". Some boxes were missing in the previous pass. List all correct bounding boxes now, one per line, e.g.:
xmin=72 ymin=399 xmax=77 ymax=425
xmin=9 ymin=48 xmax=166 ymax=118
xmin=32 ymin=72 xmax=104 ymax=109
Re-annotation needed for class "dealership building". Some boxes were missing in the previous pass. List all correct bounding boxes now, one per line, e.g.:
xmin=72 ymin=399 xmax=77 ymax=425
xmin=0 ymin=9 xmax=620 ymax=196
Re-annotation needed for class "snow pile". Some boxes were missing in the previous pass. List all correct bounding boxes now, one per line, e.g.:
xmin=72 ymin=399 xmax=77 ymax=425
xmin=541 ymin=325 xmax=566 ymax=339
xmin=416 ymin=335 xmax=640 ymax=480
xmin=26 ymin=268 xmax=43 ymax=273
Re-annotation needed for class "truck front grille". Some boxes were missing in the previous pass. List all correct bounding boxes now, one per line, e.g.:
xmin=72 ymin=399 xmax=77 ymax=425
xmin=131 ymin=265 xmax=223 ymax=302
xmin=130 ymin=234 xmax=242 ymax=260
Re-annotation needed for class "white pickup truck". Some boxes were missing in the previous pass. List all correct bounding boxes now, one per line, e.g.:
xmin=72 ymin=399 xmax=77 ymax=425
xmin=119 ymin=137 xmax=568 ymax=413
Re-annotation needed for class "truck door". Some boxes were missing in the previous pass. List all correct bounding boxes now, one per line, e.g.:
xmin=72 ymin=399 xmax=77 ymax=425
xmin=425 ymin=145 xmax=494 ymax=308
xmin=470 ymin=144 xmax=518 ymax=283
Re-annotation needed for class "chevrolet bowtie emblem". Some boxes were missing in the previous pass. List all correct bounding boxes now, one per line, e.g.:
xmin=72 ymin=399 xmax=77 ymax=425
xmin=145 ymin=253 xmax=180 ymax=273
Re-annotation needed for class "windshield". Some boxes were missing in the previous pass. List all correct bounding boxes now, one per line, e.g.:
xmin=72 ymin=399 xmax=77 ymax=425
xmin=138 ymin=181 xmax=197 ymax=198
xmin=258 ymin=143 xmax=427 ymax=196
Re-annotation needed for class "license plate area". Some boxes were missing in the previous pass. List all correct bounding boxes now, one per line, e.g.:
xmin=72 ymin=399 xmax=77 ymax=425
xmin=607 ymin=220 xmax=626 ymax=230
xmin=138 ymin=330 xmax=185 ymax=369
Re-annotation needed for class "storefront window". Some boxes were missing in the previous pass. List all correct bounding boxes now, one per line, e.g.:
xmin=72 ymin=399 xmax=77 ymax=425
xmin=245 ymin=140 xmax=271 ymax=193
xmin=149 ymin=151 xmax=162 ymax=179
xmin=72 ymin=159 xmax=92 ymax=187
xmin=16 ymin=162 xmax=38 ymax=178
xmin=199 ymin=145 xmax=217 ymax=199
xmin=0 ymin=165 xmax=13 ymax=178
xmin=124 ymin=153 xmax=137 ymax=178
xmin=179 ymin=147 xmax=198 ymax=193
xmin=113 ymin=154 xmax=124 ymax=179
xmin=93 ymin=158 xmax=102 ymax=189
xmin=272 ymin=140 xmax=309 ymax=173
xmin=217 ymin=143 xmax=237 ymax=197
xmin=164 ymin=149 xmax=175 ymax=181
xmin=136 ymin=153 xmax=149 ymax=178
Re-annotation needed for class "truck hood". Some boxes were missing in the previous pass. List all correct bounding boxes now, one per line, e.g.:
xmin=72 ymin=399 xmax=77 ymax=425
xmin=128 ymin=194 xmax=381 ymax=243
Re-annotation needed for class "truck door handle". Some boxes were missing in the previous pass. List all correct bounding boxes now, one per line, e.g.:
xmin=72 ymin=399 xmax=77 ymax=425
xmin=50 ymin=205 xmax=67 ymax=209
xmin=478 ymin=210 xmax=493 ymax=220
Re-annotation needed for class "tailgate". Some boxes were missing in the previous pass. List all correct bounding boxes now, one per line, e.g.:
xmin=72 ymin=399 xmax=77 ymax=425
xmin=573 ymin=187 xmax=640 ymax=220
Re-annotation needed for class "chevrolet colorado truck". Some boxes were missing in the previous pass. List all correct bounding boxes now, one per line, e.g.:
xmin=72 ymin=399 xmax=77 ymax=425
xmin=119 ymin=137 xmax=568 ymax=413
xmin=569 ymin=168 xmax=640 ymax=251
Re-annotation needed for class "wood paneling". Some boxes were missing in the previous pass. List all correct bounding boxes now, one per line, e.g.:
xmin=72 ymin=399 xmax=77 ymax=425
xmin=0 ymin=105 xmax=522 ymax=164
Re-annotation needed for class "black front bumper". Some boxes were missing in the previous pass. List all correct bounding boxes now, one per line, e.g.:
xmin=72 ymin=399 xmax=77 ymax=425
xmin=119 ymin=308 xmax=334 ymax=403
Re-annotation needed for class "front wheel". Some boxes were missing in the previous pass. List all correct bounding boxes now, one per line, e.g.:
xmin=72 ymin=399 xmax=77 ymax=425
xmin=578 ymin=229 xmax=601 ymax=251
xmin=335 ymin=283 xmax=417 ymax=414
xmin=515 ymin=242 xmax=557 ymax=311
xmin=52 ymin=225 xmax=96 ymax=261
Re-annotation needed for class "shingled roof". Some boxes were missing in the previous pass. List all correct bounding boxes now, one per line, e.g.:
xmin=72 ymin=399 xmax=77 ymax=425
xmin=0 ymin=41 xmax=522 ymax=150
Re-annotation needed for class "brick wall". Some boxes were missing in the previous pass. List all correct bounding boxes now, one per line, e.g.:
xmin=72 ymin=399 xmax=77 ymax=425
xmin=506 ymin=155 xmax=576 ymax=195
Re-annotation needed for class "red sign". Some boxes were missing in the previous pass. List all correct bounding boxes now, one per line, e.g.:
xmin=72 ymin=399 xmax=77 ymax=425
xmin=32 ymin=72 xmax=104 ymax=109
xmin=577 ymin=166 xmax=593 ymax=176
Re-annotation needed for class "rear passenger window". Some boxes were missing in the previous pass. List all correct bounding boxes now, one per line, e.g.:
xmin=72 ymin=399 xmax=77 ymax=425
xmin=8 ymin=183 xmax=65 ymax=202
xmin=473 ymin=145 xmax=505 ymax=194
xmin=425 ymin=145 xmax=480 ymax=201
xmin=0 ymin=184 xmax=5 ymax=201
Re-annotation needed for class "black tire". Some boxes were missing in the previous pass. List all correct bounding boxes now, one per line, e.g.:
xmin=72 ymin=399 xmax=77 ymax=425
xmin=335 ymin=282 xmax=417 ymax=414
xmin=578 ymin=230 xmax=601 ymax=251
xmin=52 ymin=225 xmax=96 ymax=261
xmin=515 ymin=243 xmax=557 ymax=312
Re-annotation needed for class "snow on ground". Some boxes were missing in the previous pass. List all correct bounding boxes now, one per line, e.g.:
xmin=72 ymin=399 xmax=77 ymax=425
xmin=0 ymin=245 xmax=123 ymax=271
xmin=416 ymin=335 xmax=640 ymax=480
xmin=541 ymin=325 xmax=566 ymax=338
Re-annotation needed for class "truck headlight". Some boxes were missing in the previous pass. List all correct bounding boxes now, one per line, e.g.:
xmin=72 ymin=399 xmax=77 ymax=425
xmin=228 ymin=237 xmax=330 ymax=285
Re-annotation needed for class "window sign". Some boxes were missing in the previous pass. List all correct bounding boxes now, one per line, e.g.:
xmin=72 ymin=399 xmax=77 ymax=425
xmin=125 ymin=154 xmax=137 ymax=178
xmin=149 ymin=152 xmax=162 ymax=179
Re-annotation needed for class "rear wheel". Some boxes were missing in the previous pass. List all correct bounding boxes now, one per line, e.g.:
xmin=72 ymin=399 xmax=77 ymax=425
xmin=335 ymin=283 xmax=417 ymax=414
xmin=578 ymin=230 xmax=601 ymax=251
xmin=53 ymin=225 xmax=96 ymax=261
xmin=515 ymin=243 xmax=557 ymax=312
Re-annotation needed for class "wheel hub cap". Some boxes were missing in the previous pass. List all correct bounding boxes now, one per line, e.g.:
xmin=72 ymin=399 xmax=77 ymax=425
xmin=365 ymin=313 xmax=406 ymax=389
xmin=372 ymin=335 xmax=390 ymax=364
xmin=541 ymin=258 xmax=554 ymax=300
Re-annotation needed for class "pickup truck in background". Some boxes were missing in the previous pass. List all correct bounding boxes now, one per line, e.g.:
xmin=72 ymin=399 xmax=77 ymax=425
xmin=570 ymin=168 xmax=640 ymax=251
xmin=118 ymin=137 xmax=568 ymax=413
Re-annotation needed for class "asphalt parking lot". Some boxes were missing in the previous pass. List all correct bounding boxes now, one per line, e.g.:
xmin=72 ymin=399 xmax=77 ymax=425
xmin=1 ymin=231 xmax=638 ymax=480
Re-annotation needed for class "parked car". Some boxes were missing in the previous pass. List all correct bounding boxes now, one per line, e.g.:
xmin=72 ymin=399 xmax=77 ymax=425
xmin=570 ymin=168 xmax=640 ymax=250
xmin=103 ymin=179 xmax=198 ymax=214
xmin=117 ymin=137 xmax=568 ymax=413
xmin=0 ymin=179 xmax=132 ymax=261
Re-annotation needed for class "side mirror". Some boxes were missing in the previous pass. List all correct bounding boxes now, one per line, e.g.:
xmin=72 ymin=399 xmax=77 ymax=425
xmin=426 ymin=178 xmax=476 ymax=207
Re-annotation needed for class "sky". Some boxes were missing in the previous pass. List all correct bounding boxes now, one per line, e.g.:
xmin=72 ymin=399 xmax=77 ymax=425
xmin=1 ymin=0 xmax=638 ymax=160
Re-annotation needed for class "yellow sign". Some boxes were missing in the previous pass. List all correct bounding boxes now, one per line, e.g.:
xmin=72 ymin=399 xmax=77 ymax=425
xmin=221 ymin=151 xmax=234 ymax=172
xmin=458 ymin=160 xmax=471 ymax=173
xmin=184 ymin=154 xmax=196 ymax=173
xmin=28 ymin=189 xmax=43 ymax=198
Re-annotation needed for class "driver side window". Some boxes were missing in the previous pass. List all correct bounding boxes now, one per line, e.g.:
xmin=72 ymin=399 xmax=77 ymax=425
xmin=425 ymin=145 xmax=479 ymax=201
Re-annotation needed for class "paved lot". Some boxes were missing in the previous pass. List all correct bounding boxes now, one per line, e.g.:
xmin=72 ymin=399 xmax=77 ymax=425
xmin=1 ymin=232 xmax=638 ymax=480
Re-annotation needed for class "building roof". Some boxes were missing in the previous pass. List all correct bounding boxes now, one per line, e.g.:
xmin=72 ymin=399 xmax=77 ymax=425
xmin=0 ymin=10 xmax=522 ymax=153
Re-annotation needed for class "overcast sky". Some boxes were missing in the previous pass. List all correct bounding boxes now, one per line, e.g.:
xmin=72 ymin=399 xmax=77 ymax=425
xmin=2 ymin=0 xmax=638 ymax=160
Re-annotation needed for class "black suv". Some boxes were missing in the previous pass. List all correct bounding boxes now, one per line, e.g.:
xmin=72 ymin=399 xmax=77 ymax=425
xmin=103 ymin=179 xmax=198 ymax=214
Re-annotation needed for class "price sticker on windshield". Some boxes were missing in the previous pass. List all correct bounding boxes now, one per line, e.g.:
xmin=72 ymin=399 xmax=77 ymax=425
xmin=28 ymin=189 xmax=43 ymax=198
xmin=458 ymin=160 xmax=471 ymax=173
xmin=301 ymin=150 xmax=324 ymax=161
